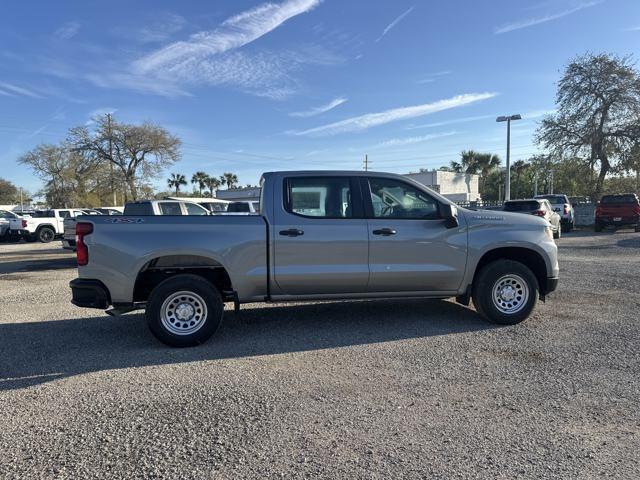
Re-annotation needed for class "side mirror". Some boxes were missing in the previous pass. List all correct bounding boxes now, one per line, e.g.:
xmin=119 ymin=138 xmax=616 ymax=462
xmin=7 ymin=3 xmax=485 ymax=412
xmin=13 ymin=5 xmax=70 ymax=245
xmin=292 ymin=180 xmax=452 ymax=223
xmin=440 ymin=203 xmax=459 ymax=229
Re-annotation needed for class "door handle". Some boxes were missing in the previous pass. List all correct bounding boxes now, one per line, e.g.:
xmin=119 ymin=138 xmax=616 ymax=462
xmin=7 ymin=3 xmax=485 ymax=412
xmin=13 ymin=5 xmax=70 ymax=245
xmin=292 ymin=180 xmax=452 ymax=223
xmin=279 ymin=228 xmax=304 ymax=237
xmin=372 ymin=228 xmax=397 ymax=236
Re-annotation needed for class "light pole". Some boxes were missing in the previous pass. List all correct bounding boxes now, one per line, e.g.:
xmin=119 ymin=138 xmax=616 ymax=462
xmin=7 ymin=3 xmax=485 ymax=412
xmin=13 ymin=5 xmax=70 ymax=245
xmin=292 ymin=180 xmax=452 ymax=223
xmin=496 ymin=114 xmax=522 ymax=201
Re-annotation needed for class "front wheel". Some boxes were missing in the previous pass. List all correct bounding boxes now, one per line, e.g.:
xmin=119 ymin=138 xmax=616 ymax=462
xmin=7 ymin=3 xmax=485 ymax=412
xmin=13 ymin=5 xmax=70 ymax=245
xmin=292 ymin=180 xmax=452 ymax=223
xmin=472 ymin=260 xmax=539 ymax=325
xmin=146 ymin=274 xmax=224 ymax=347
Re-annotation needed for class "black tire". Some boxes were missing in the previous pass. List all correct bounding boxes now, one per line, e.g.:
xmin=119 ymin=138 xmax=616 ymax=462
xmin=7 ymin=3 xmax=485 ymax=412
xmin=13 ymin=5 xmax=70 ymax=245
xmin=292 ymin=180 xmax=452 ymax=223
xmin=24 ymin=235 xmax=37 ymax=243
xmin=145 ymin=274 xmax=224 ymax=347
xmin=553 ymin=225 xmax=561 ymax=240
xmin=594 ymin=223 xmax=603 ymax=233
xmin=472 ymin=260 xmax=539 ymax=326
xmin=37 ymin=226 xmax=55 ymax=243
xmin=635 ymin=226 xmax=640 ymax=233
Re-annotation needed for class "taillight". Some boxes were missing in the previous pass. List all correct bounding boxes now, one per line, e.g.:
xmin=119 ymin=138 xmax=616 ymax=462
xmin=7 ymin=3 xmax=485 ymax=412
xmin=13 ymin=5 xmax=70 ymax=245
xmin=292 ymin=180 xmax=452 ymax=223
xmin=76 ymin=222 xmax=93 ymax=266
xmin=563 ymin=204 xmax=569 ymax=215
xmin=634 ymin=206 xmax=640 ymax=216
xmin=21 ymin=219 xmax=27 ymax=228
xmin=533 ymin=210 xmax=546 ymax=217
xmin=595 ymin=206 xmax=602 ymax=217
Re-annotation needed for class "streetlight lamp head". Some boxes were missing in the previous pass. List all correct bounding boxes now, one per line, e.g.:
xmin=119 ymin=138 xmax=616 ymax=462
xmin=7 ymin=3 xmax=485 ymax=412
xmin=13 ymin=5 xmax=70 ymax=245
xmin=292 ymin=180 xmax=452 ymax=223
xmin=496 ymin=114 xmax=522 ymax=122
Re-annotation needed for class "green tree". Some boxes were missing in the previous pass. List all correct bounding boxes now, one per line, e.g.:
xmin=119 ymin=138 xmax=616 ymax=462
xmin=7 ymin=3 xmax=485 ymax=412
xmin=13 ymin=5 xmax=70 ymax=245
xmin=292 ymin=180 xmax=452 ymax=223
xmin=220 ymin=172 xmax=239 ymax=189
xmin=168 ymin=173 xmax=187 ymax=195
xmin=0 ymin=178 xmax=19 ymax=203
xmin=70 ymin=114 xmax=181 ymax=201
xmin=204 ymin=175 xmax=221 ymax=196
xmin=191 ymin=171 xmax=208 ymax=196
xmin=512 ymin=160 xmax=530 ymax=199
xmin=536 ymin=53 xmax=640 ymax=198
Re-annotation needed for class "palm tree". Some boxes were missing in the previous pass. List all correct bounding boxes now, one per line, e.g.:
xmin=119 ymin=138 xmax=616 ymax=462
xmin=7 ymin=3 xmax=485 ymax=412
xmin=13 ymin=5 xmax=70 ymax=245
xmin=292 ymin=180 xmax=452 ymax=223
xmin=474 ymin=153 xmax=501 ymax=197
xmin=220 ymin=172 xmax=239 ymax=189
xmin=167 ymin=173 xmax=187 ymax=195
xmin=203 ymin=175 xmax=221 ymax=196
xmin=512 ymin=160 xmax=530 ymax=199
xmin=191 ymin=171 xmax=208 ymax=196
xmin=460 ymin=150 xmax=482 ymax=174
xmin=449 ymin=160 xmax=463 ymax=173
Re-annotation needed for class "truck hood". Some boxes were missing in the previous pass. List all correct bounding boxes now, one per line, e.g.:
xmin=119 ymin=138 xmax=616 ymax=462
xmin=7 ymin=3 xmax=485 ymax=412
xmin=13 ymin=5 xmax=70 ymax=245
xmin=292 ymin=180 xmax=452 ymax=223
xmin=460 ymin=208 xmax=549 ymax=228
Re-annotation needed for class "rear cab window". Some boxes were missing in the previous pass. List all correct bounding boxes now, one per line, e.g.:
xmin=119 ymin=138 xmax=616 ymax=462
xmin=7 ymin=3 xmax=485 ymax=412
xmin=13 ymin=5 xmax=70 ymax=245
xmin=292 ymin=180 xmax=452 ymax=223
xmin=601 ymin=194 xmax=639 ymax=204
xmin=504 ymin=201 xmax=541 ymax=212
xmin=123 ymin=203 xmax=154 ymax=215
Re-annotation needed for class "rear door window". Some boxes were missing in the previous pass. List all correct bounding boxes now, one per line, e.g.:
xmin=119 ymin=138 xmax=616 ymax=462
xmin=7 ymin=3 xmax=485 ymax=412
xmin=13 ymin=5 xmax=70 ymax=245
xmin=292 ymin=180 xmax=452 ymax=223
xmin=159 ymin=202 xmax=183 ymax=215
xmin=286 ymin=177 xmax=354 ymax=218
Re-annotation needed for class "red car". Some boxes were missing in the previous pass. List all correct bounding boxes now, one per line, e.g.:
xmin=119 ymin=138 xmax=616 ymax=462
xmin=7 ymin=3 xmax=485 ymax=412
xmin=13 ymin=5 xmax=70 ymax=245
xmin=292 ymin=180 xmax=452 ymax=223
xmin=595 ymin=194 xmax=640 ymax=232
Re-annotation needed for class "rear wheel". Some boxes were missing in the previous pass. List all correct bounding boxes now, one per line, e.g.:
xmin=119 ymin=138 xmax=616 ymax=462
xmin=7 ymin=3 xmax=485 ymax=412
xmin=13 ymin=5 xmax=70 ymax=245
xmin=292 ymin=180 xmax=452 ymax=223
xmin=472 ymin=260 xmax=539 ymax=325
xmin=553 ymin=225 xmax=561 ymax=240
xmin=635 ymin=226 xmax=640 ymax=233
xmin=145 ymin=274 xmax=224 ymax=347
xmin=594 ymin=223 xmax=603 ymax=232
xmin=37 ymin=226 xmax=55 ymax=243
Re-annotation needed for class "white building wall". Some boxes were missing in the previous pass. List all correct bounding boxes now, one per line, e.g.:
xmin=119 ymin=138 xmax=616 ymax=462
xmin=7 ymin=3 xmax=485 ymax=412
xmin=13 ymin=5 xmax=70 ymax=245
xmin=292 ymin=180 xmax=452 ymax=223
xmin=404 ymin=171 xmax=481 ymax=202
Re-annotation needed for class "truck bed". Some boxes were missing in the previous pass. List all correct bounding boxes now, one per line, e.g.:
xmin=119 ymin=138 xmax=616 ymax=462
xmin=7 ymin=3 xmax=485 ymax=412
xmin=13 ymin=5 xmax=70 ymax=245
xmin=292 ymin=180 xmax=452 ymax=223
xmin=79 ymin=215 xmax=268 ymax=304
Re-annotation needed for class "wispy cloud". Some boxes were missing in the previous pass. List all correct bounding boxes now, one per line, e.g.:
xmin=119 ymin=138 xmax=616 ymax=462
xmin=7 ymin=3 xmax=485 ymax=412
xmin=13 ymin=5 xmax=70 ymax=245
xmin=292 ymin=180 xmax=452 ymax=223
xmin=376 ymin=6 xmax=415 ymax=42
xmin=121 ymin=0 xmax=326 ymax=99
xmin=54 ymin=21 xmax=81 ymax=40
xmin=292 ymin=92 xmax=497 ymax=136
xmin=134 ymin=0 xmax=322 ymax=74
xmin=137 ymin=13 xmax=186 ymax=43
xmin=289 ymin=97 xmax=347 ymax=117
xmin=85 ymin=107 xmax=118 ymax=125
xmin=416 ymin=70 xmax=451 ymax=84
xmin=0 ymin=82 xmax=43 ymax=98
xmin=623 ymin=26 xmax=640 ymax=32
xmin=375 ymin=131 xmax=457 ymax=148
xmin=407 ymin=114 xmax=496 ymax=130
xmin=495 ymin=1 xmax=602 ymax=34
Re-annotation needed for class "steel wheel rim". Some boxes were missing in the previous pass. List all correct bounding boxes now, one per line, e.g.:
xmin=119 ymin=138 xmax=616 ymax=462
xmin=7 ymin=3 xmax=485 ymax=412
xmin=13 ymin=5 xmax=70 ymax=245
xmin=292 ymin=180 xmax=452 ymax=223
xmin=491 ymin=274 xmax=529 ymax=315
xmin=160 ymin=291 xmax=208 ymax=336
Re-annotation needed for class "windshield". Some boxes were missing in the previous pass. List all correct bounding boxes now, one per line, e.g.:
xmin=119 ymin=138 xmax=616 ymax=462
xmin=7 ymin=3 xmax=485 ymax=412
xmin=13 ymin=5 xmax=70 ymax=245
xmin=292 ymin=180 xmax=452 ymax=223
xmin=536 ymin=195 xmax=567 ymax=204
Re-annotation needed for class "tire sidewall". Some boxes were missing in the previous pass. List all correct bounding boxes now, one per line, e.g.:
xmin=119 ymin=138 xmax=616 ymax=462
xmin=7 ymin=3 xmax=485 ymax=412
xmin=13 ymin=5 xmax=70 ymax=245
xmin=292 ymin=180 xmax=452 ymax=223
xmin=38 ymin=227 xmax=55 ymax=243
xmin=146 ymin=274 xmax=224 ymax=347
xmin=473 ymin=260 xmax=539 ymax=325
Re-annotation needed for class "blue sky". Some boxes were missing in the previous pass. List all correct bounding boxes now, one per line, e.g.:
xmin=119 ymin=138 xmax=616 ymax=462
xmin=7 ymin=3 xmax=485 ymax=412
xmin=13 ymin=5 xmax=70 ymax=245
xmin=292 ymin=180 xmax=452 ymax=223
xmin=1 ymin=0 xmax=638 ymax=194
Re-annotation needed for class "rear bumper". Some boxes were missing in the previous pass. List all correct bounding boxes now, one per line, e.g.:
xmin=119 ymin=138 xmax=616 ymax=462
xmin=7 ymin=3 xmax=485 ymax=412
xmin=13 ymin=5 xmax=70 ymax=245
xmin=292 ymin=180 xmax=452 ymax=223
xmin=70 ymin=278 xmax=111 ymax=309
xmin=596 ymin=216 xmax=639 ymax=226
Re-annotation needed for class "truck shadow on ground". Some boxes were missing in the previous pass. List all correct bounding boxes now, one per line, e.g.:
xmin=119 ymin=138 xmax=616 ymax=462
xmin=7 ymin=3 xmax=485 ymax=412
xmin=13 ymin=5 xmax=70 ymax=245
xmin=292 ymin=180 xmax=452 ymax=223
xmin=0 ymin=256 xmax=76 ymax=274
xmin=0 ymin=298 xmax=495 ymax=391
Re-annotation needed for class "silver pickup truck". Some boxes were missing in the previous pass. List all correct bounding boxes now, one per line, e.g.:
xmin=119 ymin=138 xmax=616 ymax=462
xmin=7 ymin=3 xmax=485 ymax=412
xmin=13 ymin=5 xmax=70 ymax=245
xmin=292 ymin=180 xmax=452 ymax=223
xmin=70 ymin=171 xmax=559 ymax=347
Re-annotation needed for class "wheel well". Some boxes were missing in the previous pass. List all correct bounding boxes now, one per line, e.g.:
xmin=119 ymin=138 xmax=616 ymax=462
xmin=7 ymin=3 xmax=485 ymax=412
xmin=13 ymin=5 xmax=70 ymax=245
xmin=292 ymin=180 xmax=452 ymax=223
xmin=36 ymin=224 xmax=55 ymax=232
xmin=473 ymin=247 xmax=548 ymax=293
xmin=133 ymin=255 xmax=233 ymax=303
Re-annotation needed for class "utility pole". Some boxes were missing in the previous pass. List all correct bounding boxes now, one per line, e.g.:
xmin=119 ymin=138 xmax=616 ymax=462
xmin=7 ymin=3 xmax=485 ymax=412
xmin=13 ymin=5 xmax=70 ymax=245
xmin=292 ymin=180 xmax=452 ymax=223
xmin=107 ymin=113 xmax=117 ymax=206
xmin=20 ymin=188 xmax=23 ymax=212
xmin=549 ymin=170 xmax=554 ymax=194
xmin=496 ymin=114 xmax=522 ymax=201
xmin=363 ymin=154 xmax=369 ymax=171
xmin=534 ymin=174 xmax=538 ymax=197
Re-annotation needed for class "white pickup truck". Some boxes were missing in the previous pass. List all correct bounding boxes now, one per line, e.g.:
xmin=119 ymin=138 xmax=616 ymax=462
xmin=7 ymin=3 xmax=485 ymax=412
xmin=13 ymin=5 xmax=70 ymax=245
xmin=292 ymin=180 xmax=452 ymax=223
xmin=10 ymin=209 xmax=88 ymax=243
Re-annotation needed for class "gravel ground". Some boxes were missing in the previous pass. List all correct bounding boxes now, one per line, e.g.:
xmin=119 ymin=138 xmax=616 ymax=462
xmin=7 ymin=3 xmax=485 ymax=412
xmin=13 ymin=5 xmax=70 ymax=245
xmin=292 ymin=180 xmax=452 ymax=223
xmin=0 ymin=232 xmax=638 ymax=479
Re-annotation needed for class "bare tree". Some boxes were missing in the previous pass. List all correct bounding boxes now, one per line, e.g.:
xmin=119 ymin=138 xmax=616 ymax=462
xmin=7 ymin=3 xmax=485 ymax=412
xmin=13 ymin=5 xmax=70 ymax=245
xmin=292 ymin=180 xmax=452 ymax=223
xmin=536 ymin=53 xmax=640 ymax=198
xmin=70 ymin=114 xmax=181 ymax=201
